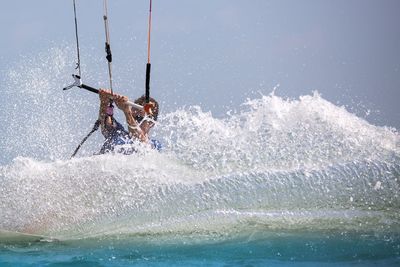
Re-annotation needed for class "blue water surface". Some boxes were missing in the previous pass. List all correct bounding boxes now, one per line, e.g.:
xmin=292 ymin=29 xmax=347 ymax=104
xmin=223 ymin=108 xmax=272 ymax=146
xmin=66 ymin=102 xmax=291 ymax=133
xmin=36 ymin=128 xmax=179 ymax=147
xmin=1 ymin=231 xmax=399 ymax=267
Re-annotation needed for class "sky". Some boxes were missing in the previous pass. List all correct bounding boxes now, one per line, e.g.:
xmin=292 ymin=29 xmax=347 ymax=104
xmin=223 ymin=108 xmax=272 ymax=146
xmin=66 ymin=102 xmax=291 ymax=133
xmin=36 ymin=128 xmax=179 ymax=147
xmin=0 ymin=0 xmax=399 ymax=130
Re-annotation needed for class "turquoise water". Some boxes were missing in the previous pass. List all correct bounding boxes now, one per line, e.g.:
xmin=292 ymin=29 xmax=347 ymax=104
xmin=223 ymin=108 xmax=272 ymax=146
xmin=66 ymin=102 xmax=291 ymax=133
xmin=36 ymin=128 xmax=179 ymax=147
xmin=1 ymin=231 xmax=399 ymax=266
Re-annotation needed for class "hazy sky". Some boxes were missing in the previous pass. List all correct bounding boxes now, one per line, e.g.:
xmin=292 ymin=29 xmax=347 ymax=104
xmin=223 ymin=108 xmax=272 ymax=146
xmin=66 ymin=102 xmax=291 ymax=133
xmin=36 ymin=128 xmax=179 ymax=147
xmin=1 ymin=0 xmax=399 ymax=129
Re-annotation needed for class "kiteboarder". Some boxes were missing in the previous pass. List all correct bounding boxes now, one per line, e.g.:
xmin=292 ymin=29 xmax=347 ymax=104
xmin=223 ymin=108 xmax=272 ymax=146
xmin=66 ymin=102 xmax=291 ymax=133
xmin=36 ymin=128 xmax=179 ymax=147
xmin=64 ymin=0 xmax=160 ymax=158
xmin=98 ymin=89 xmax=160 ymax=154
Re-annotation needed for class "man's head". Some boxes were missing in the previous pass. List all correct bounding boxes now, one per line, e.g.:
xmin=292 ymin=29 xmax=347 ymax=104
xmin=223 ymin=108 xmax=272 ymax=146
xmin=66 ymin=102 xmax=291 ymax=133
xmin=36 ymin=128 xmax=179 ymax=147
xmin=133 ymin=95 xmax=159 ymax=121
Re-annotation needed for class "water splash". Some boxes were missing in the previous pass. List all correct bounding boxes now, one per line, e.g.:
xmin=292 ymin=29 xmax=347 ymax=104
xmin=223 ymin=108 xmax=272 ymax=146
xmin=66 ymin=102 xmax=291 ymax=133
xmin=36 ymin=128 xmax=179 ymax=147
xmin=0 ymin=46 xmax=399 ymax=240
xmin=158 ymin=92 xmax=398 ymax=174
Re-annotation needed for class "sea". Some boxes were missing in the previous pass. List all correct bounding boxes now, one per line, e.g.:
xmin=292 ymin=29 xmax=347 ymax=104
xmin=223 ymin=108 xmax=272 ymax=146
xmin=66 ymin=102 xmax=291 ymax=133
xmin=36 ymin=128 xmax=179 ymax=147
xmin=0 ymin=47 xmax=399 ymax=266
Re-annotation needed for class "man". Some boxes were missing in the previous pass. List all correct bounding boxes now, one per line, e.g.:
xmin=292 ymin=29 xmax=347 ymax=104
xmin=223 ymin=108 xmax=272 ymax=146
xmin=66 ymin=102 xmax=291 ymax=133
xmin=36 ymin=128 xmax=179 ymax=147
xmin=98 ymin=89 xmax=161 ymax=154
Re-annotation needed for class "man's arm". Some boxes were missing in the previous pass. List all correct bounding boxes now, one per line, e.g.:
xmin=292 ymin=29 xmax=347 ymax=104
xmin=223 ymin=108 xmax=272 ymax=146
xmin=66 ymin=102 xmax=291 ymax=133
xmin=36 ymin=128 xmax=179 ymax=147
xmin=114 ymin=95 xmax=147 ymax=142
xmin=98 ymin=89 xmax=113 ymax=136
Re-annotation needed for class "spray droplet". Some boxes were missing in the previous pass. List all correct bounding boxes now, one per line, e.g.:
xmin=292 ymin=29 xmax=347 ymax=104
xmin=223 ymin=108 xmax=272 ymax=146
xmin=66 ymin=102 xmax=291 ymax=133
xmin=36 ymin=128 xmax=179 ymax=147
xmin=373 ymin=181 xmax=382 ymax=190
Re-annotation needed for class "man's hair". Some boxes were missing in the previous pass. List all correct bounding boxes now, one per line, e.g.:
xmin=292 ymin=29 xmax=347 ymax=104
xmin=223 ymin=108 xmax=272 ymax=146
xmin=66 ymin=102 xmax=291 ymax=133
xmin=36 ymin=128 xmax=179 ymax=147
xmin=134 ymin=95 xmax=159 ymax=121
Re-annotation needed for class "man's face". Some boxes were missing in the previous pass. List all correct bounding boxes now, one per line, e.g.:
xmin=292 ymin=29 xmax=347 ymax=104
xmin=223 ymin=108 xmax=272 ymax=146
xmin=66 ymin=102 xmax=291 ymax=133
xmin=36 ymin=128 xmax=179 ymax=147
xmin=132 ymin=106 xmax=145 ymax=121
xmin=132 ymin=105 xmax=155 ymax=133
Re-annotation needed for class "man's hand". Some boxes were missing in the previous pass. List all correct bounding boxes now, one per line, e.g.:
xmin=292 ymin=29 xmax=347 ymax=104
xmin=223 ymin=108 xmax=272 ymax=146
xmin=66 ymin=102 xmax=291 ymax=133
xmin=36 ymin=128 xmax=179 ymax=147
xmin=99 ymin=89 xmax=113 ymax=104
xmin=143 ymin=102 xmax=155 ymax=116
xmin=114 ymin=94 xmax=131 ymax=113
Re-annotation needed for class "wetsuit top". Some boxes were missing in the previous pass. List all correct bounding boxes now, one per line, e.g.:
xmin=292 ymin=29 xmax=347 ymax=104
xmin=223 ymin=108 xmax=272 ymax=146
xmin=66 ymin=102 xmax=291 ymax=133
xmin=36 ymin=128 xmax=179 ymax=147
xmin=99 ymin=118 xmax=161 ymax=154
